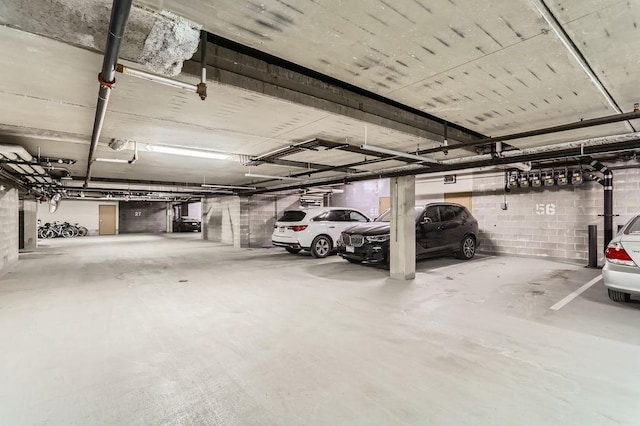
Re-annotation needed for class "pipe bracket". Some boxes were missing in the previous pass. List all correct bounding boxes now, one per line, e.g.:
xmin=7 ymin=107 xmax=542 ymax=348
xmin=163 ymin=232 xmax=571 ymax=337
xmin=98 ymin=73 xmax=116 ymax=89
xmin=197 ymin=82 xmax=207 ymax=100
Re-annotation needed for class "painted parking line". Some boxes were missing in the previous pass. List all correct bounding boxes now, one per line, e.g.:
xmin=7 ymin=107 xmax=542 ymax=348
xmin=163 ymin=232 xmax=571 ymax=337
xmin=429 ymin=256 xmax=496 ymax=272
xmin=550 ymin=275 xmax=603 ymax=311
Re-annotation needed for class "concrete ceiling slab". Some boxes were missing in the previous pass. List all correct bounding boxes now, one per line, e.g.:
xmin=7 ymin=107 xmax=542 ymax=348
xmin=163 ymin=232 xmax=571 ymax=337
xmin=1 ymin=0 xmax=639 ymax=193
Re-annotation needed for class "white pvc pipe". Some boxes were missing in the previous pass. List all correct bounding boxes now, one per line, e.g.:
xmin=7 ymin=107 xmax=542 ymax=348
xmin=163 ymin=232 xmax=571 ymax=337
xmin=117 ymin=64 xmax=197 ymax=93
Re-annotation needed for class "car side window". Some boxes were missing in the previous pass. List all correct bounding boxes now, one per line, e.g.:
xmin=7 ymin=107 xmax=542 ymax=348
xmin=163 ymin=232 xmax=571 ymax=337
xmin=423 ymin=206 xmax=439 ymax=223
xmin=440 ymin=205 xmax=457 ymax=222
xmin=313 ymin=212 xmax=329 ymax=221
xmin=348 ymin=211 xmax=368 ymax=222
xmin=326 ymin=210 xmax=347 ymax=221
xmin=454 ymin=206 xmax=468 ymax=220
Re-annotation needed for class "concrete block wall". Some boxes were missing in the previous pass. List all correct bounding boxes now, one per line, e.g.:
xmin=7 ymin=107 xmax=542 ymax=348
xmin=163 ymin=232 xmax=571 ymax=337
xmin=119 ymin=201 xmax=167 ymax=234
xmin=203 ymin=194 xmax=300 ymax=248
xmin=247 ymin=194 xmax=300 ymax=248
xmin=471 ymin=166 xmax=640 ymax=262
xmin=202 ymin=196 xmax=241 ymax=246
xmin=0 ymin=184 xmax=19 ymax=276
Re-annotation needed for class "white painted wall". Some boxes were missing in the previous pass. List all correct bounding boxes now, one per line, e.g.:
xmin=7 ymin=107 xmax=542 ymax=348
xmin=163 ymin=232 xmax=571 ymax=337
xmin=37 ymin=199 xmax=119 ymax=235
xmin=415 ymin=171 xmax=474 ymax=204
xmin=188 ymin=202 xmax=202 ymax=220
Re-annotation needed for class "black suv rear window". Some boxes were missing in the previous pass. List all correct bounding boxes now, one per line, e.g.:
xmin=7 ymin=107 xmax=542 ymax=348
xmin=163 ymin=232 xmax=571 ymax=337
xmin=278 ymin=211 xmax=307 ymax=222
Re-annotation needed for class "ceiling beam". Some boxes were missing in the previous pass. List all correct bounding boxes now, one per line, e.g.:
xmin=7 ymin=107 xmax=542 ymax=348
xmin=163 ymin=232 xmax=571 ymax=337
xmin=181 ymin=35 xmax=485 ymax=145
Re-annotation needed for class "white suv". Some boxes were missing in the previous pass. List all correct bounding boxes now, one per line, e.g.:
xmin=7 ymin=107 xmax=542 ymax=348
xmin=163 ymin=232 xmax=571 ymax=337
xmin=272 ymin=207 xmax=370 ymax=258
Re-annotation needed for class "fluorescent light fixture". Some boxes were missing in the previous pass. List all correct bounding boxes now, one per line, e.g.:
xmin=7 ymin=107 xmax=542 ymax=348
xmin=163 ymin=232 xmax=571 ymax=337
xmin=95 ymin=158 xmax=130 ymax=164
xmin=201 ymin=184 xmax=257 ymax=190
xmin=360 ymin=144 xmax=439 ymax=164
xmin=244 ymin=172 xmax=306 ymax=181
xmin=145 ymin=144 xmax=231 ymax=160
xmin=531 ymin=0 xmax=622 ymax=115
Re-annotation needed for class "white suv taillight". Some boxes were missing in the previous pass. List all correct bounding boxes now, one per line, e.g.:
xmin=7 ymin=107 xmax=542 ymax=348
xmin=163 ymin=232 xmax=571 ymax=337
xmin=605 ymin=242 xmax=638 ymax=266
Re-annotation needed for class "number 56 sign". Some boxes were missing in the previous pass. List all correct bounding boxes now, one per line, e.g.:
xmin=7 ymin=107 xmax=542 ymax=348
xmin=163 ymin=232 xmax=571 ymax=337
xmin=535 ymin=203 xmax=556 ymax=215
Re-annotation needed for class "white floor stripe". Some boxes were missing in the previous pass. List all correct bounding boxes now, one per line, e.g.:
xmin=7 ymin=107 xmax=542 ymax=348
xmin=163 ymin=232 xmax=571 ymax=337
xmin=430 ymin=256 xmax=496 ymax=272
xmin=550 ymin=275 xmax=603 ymax=311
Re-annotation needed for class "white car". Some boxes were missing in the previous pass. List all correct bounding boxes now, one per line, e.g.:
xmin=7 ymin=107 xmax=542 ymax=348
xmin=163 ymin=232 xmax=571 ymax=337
xmin=603 ymin=214 xmax=640 ymax=302
xmin=272 ymin=207 xmax=370 ymax=258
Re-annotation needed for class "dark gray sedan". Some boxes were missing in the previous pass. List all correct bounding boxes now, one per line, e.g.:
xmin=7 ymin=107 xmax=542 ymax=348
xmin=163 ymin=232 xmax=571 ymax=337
xmin=603 ymin=215 xmax=640 ymax=302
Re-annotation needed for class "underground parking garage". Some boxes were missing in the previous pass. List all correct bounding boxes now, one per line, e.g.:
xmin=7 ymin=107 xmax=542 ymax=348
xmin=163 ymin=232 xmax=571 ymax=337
xmin=1 ymin=0 xmax=640 ymax=424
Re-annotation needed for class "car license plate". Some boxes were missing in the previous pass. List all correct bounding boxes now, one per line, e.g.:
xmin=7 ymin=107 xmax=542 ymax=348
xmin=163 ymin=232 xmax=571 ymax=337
xmin=346 ymin=245 xmax=354 ymax=253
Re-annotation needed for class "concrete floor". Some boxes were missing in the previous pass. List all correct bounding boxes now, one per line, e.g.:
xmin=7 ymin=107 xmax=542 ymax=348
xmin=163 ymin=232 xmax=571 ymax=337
xmin=1 ymin=234 xmax=639 ymax=425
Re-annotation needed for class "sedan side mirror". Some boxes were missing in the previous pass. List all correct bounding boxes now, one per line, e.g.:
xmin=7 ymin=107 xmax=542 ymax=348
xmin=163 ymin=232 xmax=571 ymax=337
xmin=420 ymin=217 xmax=432 ymax=225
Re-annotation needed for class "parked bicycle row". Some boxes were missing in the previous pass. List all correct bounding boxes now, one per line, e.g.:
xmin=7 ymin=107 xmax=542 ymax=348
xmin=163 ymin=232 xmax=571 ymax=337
xmin=38 ymin=222 xmax=88 ymax=239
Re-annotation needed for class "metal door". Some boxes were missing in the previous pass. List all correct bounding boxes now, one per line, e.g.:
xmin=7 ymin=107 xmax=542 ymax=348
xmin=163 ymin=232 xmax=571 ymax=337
xmin=99 ymin=205 xmax=116 ymax=235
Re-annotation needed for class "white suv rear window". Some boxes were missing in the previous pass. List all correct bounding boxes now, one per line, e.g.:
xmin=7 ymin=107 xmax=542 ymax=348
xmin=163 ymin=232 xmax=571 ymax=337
xmin=278 ymin=211 xmax=307 ymax=222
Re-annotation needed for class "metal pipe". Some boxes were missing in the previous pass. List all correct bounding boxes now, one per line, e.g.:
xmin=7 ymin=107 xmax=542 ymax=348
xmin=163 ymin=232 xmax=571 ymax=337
xmin=531 ymin=0 xmax=629 ymax=125
xmin=116 ymin=64 xmax=198 ymax=92
xmin=418 ymin=111 xmax=640 ymax=155
xmin=591 ymin=160 xmax=614 ymax=248
xmin=250 ymin=133 xmax=640 ymax=194
xmin=84 ymin=0 xmax=133 ymax=188
xmin=196 ymin=30 xmax=208 ymax=100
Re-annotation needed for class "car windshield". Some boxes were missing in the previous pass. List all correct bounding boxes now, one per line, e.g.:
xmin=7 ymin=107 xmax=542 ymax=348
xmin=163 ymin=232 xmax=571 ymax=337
xmin=278 ymin=211 xmax=307 ymax=222
xmin=375 ymin=207 xmax=423 ymax=222
xmin=625 ymin=216 xmax=640 ymax=234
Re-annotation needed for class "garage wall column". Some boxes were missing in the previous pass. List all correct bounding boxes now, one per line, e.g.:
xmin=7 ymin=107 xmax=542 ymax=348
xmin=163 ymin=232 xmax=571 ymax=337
xmin=20 ymin=199 xmax=37 ymax=250
xmin=389 ymin=176 xmax=416 ymax=280
xmin=0 ymin=184 xmax=19 ymax=276
xmin=166 ymin=202 xmax=173 ymax=233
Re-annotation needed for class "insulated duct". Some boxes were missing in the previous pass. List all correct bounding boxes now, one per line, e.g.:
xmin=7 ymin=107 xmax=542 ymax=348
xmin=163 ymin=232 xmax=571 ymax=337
xmin=84 ymin=0 xmax=133 ymax=187
xmin=590 ymin=160 xmax=614 ymax=248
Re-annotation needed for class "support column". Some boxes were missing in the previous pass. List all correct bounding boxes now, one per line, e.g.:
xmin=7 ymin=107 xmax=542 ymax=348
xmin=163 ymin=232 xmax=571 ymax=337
xmin=165 ymin=202 xmax=174 ymax=233
xmin=20 ymin=199 xmax=37 ymax=250
xmin=389 ymin=176 xmax=416 ymax=280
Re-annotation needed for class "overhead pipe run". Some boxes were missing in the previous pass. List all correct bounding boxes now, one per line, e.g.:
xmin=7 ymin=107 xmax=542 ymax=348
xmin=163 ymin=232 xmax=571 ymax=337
xmin=84 ymin=0 xmax=133 ymax=188
xmin=417 ymin=111 xmax=640 ymax=156
xmin=590 ymin=160 xmax=614 ymax=249
xmin=249 ymin=132 xmax=640 ymax=194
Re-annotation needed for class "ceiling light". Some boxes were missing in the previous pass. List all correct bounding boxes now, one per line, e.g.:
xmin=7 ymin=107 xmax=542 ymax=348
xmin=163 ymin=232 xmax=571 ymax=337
xmin=244 ymin=172 xmax=306 ymax=181
xmin=201 ymin=184 xmax=257 ymax=190
xmin=360 ymin=144 xmax=439 ymax=164
xmin=95 ymin=158 xmax=130 ymax=164
xmin=145 ymin=144 xmax=231 ymax=160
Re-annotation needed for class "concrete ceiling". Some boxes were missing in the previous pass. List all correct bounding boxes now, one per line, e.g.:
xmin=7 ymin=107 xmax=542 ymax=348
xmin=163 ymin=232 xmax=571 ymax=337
xmin=0 ymin=0 xmax=639 ymax=195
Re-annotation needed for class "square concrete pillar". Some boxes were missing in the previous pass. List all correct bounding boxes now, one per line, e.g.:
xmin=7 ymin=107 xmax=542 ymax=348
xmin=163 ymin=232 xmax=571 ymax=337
xmin=389 ymin=176 xmax=416 ymax=280
xmin=20 ymin=200 xmax=37 ymax=250
xmin=166 ymin=202 xmax=174 ymax=233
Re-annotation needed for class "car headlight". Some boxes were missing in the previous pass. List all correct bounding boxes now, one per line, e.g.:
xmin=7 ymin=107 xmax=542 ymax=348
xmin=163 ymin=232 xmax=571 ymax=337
xmin=365 ymin=234 xmax=390 ymax=243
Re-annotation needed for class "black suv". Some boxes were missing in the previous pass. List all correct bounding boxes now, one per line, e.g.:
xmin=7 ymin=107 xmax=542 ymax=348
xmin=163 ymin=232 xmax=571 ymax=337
xmin=337 ymin=203 xmax=479 ymax=265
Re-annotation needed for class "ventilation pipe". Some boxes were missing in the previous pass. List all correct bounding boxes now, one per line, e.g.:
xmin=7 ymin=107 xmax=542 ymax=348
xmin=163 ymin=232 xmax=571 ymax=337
xmin=590 ymin=160 xmax=614 ymax=248
xmin=84 ymin=0 xmax=133 ymax=187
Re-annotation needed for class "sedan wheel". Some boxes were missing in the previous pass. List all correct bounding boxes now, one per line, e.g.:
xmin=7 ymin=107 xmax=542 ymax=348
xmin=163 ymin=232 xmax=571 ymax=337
xmin=457 ymin=236 xmax=476 ymax=260
xmin=608 ymin=289 xmax=631 ymax=302
xmin=311 ymin=236 xmax=332 ymax=258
